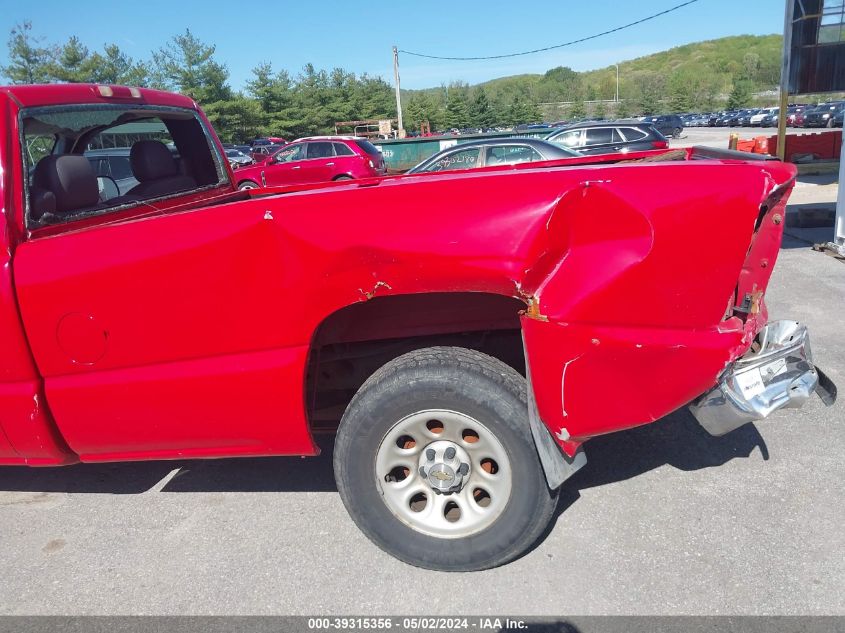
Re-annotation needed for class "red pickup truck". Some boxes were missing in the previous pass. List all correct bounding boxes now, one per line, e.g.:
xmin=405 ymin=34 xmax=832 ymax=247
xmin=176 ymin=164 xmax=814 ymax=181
xmin=0 ymin=84 xmax=835 ymax=571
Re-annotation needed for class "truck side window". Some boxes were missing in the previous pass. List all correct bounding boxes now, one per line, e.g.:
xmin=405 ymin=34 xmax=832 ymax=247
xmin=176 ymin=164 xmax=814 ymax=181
xmin=21 ymin=106 xmax=228 ymax=229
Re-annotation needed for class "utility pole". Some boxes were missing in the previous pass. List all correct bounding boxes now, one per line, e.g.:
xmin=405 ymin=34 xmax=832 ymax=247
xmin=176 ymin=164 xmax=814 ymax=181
xmin=392 ymin=46 xmax=404 ymax=136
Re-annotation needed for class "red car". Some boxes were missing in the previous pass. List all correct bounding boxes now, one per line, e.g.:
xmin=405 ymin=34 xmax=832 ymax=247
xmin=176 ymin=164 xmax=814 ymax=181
xmin=788 ymin=109 xmax=807 ymax=127
xmin=0 ymin=83 xmax=834 ymax=572
xmin=235 ymin=136 xmax=387 ymax=189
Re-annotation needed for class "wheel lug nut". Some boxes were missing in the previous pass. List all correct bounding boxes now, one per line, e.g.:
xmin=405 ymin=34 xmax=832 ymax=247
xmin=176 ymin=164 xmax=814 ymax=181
xmin=419 ymin=467 xmax=427 ymax=479
xmin=458 ymin=463 xmax=469 ymax=475
xmin=444 ymin=447 xmax=456 ymax=460
xmin=426 ymin=449 xmax=435 ymax=461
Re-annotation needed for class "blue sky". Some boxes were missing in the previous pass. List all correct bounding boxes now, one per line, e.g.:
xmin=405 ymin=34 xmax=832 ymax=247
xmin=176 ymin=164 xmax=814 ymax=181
xmin=0 ymin=0 xmax=783 ymax=90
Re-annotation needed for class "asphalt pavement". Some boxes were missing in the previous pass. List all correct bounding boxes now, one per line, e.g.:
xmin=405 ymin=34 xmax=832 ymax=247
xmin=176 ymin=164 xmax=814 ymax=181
xmin=0 ymin=172 xmax=842 ymax=616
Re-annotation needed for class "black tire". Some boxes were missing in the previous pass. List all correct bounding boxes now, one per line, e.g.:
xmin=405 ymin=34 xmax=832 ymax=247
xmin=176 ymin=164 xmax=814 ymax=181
xmin=237 ymin=181 xmax=259 ymax=190
xmin=672 ymin=127 xmax=682 ymax=139
xmin=333 ymin=175 xmax=354 ymax=181
xmin=333 ymin=346 xmax=558 ymax=571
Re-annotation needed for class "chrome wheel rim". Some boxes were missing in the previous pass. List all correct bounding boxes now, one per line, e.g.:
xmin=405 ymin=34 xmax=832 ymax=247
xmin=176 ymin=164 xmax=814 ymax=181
xmin=375 ymin=409 xmax=512 ymax=538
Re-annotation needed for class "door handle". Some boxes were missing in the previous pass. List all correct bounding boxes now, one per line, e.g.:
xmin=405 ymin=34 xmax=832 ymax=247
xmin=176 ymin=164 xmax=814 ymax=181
xmin=292 ymin=165 xmax=301 ymax=169
xmin=325 ymin=162 xmax=335 ymax=166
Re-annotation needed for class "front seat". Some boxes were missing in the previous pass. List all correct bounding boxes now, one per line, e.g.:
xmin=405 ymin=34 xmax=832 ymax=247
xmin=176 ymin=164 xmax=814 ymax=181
xmin=30 ymin=155 xmax=101 ymax=221
xmin=126 ymin=140 xmax=196 ymax=198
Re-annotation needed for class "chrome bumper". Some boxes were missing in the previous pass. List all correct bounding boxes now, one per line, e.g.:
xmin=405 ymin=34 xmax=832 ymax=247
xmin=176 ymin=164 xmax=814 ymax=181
xmin=689 ymin=320 xmax=837 ymax=436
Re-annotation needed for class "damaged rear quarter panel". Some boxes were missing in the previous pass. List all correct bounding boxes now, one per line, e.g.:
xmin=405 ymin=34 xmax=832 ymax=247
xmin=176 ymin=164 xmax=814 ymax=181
xmin=520 ymin=162 xmax=795 ymax=448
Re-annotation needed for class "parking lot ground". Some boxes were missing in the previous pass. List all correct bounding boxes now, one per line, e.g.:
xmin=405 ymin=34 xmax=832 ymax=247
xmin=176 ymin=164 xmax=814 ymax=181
xmin=671 ymin=125 xmax=837 ymax=150
xmin=0 ymin=182 xmax=842 ymax=617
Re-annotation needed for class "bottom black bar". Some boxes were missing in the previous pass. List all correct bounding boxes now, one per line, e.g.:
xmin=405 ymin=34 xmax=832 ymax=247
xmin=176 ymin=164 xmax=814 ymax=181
xmin=0 ymin=616 xmax=842 ymax=633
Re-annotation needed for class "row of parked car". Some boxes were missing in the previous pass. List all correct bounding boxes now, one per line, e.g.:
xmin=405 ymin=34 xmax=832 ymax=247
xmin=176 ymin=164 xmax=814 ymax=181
xmin=84 ymin=116 xmax=677 ymax=195
xmin=216 ymin=120 xmax=671 ymax=189
xmin=682 ymin=102 xmax=845 ymax=128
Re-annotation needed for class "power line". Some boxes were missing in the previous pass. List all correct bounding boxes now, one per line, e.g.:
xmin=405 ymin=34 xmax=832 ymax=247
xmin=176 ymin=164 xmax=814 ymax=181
xmin=398 ymin=0 xmax=701 ymax=61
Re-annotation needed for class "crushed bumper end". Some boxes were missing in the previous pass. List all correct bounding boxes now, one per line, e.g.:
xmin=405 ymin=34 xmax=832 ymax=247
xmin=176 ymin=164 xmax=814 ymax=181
xmin=689 ymin=320 xmax=837 ymax=436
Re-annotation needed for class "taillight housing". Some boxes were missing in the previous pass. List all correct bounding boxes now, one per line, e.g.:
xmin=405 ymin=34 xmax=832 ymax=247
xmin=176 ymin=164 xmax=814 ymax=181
xmin=652 ymin=140 xmax=669 ymax=149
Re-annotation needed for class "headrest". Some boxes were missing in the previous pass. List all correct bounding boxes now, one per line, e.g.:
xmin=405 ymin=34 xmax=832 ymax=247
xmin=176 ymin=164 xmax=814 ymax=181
xmin=130 ymin=140 xmax=178 ymax=182
xmin=32 ymin=155 xmax=99 ymax=214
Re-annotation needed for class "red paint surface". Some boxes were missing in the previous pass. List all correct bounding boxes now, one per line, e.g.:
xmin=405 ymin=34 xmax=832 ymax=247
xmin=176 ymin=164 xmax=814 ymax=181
xmin=0 ymin=84 xmax=796 ymax=465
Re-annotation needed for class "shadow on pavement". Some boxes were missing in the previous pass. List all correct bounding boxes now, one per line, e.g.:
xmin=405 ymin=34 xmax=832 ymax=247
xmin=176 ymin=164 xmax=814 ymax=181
xmin=522 ymin=408 xmax=768 ymax=557
xmin=0 ymin=409 xmax=767 ymax=500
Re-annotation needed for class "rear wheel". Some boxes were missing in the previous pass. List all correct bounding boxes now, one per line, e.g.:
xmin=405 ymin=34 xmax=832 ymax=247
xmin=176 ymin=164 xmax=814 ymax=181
xmin=237 ymin=181 xmax=259 ymax=190
xmin=334 ymin=347 xmax=558 ymax=571
xmin=672 ymin=127 xmax=682 ymax=139
xmin=333 ymin=175 xmax=354 ymax=181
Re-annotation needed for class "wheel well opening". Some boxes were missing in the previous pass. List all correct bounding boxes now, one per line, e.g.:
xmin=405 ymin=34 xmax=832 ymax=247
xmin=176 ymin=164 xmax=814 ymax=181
xmin=306 ymin=292 xmax=526 ymax=436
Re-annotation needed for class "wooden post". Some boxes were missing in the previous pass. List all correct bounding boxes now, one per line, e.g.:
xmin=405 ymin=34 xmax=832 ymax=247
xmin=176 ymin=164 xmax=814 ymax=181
xmin=776 ymin=0 xmax=794 ymax=161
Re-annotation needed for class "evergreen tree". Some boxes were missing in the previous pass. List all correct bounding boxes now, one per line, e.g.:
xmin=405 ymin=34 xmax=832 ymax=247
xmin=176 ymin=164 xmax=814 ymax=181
xmin=444 ymin=85 xmax=470 ymax=129
xmin=45 ymin=36 xmax=99 ymax=83
xmin=89 ymin=44 xmax=149 ymax=86
xmin=594 ymin=101 xmax=607 ymax=119
xmin=468 ymin=87 xmax=494 ymax=128
xmin=637 ymin=73 xmax=664 ymax=115
xmin=569 ymin=99 xmax=586 ymax=120
xmin=152 ymin=29 xmax=231 ymax=103
xmin=1 ymin=21 xmax=51 ymax=84
xmin=204 ymin=95 xmax=266 ymax=143
xmin=726 ymin=80 xmax=752 ymax=109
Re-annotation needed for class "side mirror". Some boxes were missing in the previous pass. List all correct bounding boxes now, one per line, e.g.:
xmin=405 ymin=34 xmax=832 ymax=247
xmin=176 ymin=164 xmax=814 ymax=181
xmin=97 ymin=176 xmax=119 ymax=201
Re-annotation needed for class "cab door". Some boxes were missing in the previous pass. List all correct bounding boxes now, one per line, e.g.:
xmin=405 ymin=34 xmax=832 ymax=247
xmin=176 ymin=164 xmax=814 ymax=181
xmin=14 ymin=200 xmax=316 ymax=462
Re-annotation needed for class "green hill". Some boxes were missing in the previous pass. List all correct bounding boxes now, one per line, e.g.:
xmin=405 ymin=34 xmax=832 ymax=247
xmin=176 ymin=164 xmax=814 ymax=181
xmin=401 ymin=34 xmax=783 ymax=128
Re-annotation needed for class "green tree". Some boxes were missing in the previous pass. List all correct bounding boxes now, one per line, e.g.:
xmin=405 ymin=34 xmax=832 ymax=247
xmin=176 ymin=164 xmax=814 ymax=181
xmin=726 ymin=80 xmax=752 ymax=109
xmin=89 ymin=44 xmax=150 ymax=86
xmin=615 ymin=99 xmax=632 ymax=118
xmin=468 ymin=87 xmax=495 ymax=128
xmin=444 ymin=84 xmax=470 ymax=129
xmin=204 ymin=95 xmax=266 ymax=143
xmin=666 ymin=70 xmax=693 ymax=112
xmin=405 ymin=91 xmax=442 ymax=131
xmin=45 ymin=36 xmax=98 ymax=82
xmin=1 ymin=21 xmax=51 ymax=84
xmin=569 ymin=98 xmax=586 ymax=120
xmin=636 ymin=72 xmax=664 ymax=115
xmin=152 ymin=29 xmax=231 ymax=103
xmin=593 ymin=100 xmax=607 ymax=119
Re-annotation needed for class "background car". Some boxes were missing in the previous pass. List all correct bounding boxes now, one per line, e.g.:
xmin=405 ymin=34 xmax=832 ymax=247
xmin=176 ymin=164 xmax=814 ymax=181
xmin=84 ymin=147 xmax=139 ymax=194
xmin=235 ymin=136 xmax=387 ymax=189
xmin=804 ymin=102 xmax=845 ymax=127
xmin=84 ymin=144 xmax=186 ymax=196
xmin=250 ymin=143 xmax=286 ymax=163
xmin=641 ymin=114 xmax=684 ymax=138
xmin=789 ymin=108 xmax=808 ymax=127
xmin=545 ymin=121 xmax=668 ymax=155
xmin=251 ymin=136 xmax=287 ymax=147
xmin=225 ymin=148 xmax=253 ymax=168
xmin=406 ymin=138 xmax=580 ymax=174
xmin=750 ymin=107 xmax=777 ymax=126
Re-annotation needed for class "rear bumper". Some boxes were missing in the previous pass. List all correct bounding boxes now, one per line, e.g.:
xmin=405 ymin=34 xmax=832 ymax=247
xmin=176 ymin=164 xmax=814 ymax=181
xmin=689 ymin=320 xmax=837 ymax=436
